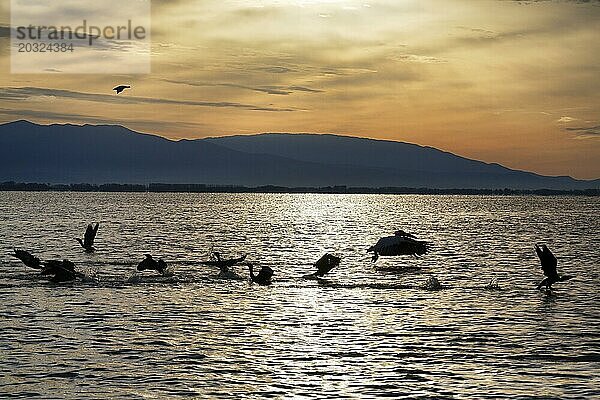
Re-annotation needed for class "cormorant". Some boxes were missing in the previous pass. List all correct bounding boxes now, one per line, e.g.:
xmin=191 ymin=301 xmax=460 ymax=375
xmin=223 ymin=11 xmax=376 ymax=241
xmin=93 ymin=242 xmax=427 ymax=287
xmin=12 ymin=250 xmax=83 ymax=282
xmin=137 ymin=254 xmax=168 ymax=275
xmin=247 ymin=263 xmax=273 ymax=286
xmin=113 ymin=85 xmax=131 ymax=94
xmin=535 ymin=244 xmax=574 ymax=290
xmin=75 ymin=223 xmax=99 ymax=253
xmin=304 ymin=253 xmax=340 ymax=279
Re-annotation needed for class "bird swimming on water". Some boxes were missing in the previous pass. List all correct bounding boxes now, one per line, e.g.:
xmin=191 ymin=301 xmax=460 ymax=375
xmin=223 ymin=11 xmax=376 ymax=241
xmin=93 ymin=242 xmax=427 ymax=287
xmin=76 ymin=223 xmax=99 ymax=253
xmin=137 ymin=254 xmax=168 ymax=275
xmin=247 ymin=263 xmax=273 ymax=286
xmin=113 ymin=85 xmax=131 ymax=94
xmin=535 ymin=244 xmax=574 ymax=290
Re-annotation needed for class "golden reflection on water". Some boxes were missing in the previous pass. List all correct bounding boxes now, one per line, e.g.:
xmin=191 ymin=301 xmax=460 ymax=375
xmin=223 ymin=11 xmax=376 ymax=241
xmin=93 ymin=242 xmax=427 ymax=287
xmin=0 ymin=193 xmax=599 ymax=398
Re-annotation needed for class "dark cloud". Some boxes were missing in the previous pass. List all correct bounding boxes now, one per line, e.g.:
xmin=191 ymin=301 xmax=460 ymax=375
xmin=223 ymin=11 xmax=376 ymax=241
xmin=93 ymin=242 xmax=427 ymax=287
xmin=565 ymin=125 xmax=600 ymax=135
xmin=162 ymin=79 xmax=323 ymax=96
xmin=0 ymin=87 xmax=296 ymax=112
xmin=0 ymin=108 xmax=205 ymax=131
xmin=255 ymin=66 xmax=296 ymax=74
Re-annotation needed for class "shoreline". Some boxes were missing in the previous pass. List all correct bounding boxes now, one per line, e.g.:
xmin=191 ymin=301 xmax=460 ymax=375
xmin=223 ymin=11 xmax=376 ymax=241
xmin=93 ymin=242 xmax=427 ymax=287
xmin=1 ymin=182 xmax=598 ymax=196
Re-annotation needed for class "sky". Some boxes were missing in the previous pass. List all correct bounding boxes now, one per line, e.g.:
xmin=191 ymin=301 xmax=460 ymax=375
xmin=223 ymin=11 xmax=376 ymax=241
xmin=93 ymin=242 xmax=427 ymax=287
xmin=0 ymin=0 xmax=599 ymax=179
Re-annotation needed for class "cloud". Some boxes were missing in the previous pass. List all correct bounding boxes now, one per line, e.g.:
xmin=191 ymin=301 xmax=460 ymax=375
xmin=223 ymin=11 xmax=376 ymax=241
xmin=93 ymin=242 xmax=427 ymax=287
xmin=255 ymin=66 xmax=296 ymax=74
xmin=0 ymin=108 xmax=206 ymax=131
xmin=0 ymin=87 xmax=296 ymax=112
xmin=162 ymin=79 xmax=323 ymax=96
xmin=390 ymin=54 xmax=447 ymax=64
xmin=557 ymin=116 xmax=578 ymax=123
xmin=565 ymin=124 xmax=600 ymax=136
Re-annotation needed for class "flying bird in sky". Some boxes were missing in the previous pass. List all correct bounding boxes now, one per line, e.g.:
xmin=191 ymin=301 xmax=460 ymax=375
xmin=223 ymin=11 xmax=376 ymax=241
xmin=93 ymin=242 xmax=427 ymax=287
xmin=113 ymin=85 xmax=131 ymax=94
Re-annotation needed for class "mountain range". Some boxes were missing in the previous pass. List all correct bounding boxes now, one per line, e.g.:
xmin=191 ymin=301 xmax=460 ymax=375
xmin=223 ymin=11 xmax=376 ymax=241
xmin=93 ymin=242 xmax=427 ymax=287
xmin=0 ymin=120 xmax=597 ymax=189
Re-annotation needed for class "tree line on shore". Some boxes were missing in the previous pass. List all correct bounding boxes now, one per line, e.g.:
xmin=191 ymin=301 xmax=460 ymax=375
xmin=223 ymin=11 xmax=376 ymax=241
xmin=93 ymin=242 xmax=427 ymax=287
xmin=0 ymin=181 xmax=598 ymax=196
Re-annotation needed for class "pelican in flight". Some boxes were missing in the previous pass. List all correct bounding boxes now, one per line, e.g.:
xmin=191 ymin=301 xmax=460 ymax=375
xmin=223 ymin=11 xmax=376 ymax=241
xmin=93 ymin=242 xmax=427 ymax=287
xmin=304 ymin=253 xmax=341 ymax=279
xmin=535 ymin=244 xmax=574 ymax=290
xmin=368 ymin=231 xmax=428 ymax=262
xmin=201 ymin=252 xmax=246 ymax=278
xmin=113 ymin=85 xmax=131 ymax=94
xmin=247 ymin=263 xmax=273 ymax=286
xmin=76 ymin=223 xmax=99 ymax=253
xmin=137 ymin=254 xmax=168 ymax=275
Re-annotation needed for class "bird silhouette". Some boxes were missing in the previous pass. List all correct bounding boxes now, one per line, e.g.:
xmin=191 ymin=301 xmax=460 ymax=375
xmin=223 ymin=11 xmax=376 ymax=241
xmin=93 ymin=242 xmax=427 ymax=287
xmin=12 ymin=249 xmax=82 ymax=282
xmin=304 ymin=253 xmax=340 ymax=279
xmin=137 ymin=254 xmax=168 ymax=275
xmin=75 ymin=223 xmax=99 ymax=253
xmin=247 ymin=263 xmax=273 ymax=286
xmin=535 ymin=244 xmax=574 ymax=290
xmin=113 ymin=85 xmax=131 ymax=94
xmin=201 ymin=252 xmax=246 ymax=277
xmin=368 ymin=232 xmax=427 ymax=262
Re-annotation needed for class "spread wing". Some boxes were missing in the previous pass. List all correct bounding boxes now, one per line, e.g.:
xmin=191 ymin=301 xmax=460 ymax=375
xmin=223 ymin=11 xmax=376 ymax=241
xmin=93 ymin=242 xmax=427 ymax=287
xmin=84 ymin=223 xmax=98 ymax=247
xmin=535 ymin=244 xmax=558 ymax=278
xmin=13 ymin=249 xmax=42 ymax=269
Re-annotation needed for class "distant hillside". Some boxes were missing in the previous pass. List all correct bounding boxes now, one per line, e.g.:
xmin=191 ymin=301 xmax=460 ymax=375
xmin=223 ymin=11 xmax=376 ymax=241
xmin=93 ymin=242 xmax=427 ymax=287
xmin=0 ymin=121 xmax=598 ymax=189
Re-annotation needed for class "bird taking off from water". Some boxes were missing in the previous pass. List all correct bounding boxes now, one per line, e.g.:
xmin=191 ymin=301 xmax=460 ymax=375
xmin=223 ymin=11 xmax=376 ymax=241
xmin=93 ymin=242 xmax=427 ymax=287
xmin=113 ymin=85 xmax=131 ymax=94
xmin=12 ymin=250 xmax=82 ymax=282
xmin=368 ymin=231 xmax=428 ymax=262
xmin=304 ymin=253 xmax=341 ymax=279
xmin=535 ymin=244 xmax=574 ymax=290
xmin=137 ymin=254 xmax=168 ymax=275
xmin=201 ymin=252 xmax=246 ymax=278
xmin=76 ymin=223 xmax=99 ymax=253
xmin=41 ymin=259 xmax=82 ymax=283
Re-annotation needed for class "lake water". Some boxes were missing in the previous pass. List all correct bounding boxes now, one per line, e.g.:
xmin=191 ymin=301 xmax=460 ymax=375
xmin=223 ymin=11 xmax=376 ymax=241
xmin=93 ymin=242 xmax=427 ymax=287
xmin=0 ymin=192 xmax=599 ymax=399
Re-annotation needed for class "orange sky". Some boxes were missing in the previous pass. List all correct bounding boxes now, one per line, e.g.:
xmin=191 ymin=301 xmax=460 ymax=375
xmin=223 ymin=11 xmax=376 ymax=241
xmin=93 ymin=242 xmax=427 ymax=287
xmin=0 ymin=0 xmax=599 ymax=179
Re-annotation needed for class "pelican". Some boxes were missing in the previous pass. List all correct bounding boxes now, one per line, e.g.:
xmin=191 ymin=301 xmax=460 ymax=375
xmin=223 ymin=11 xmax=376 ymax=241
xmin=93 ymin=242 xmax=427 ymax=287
xmin=368 ymin=232 xmax=428 ymax=262
xmin=12 ymin=249 xmax=43 ymax=269
xmin=113 ymin=85 xmax=131 ymax=94
xmin=304 ymin=253 xmax=340 ymax=279
xmin=137 ymin=254 xmax=168 ymax=275
xmin=247 ymin=263 xmax=273 ymax=286
xmin=41 ymin=259 xmax=82 ymax=283
xmin=75 ymin=223 xmax=99 ymax=253
xmin=201 ymin=252 xmax=246 ymax=278
xmin=535 ymin=244 xmax=574 ymax=290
